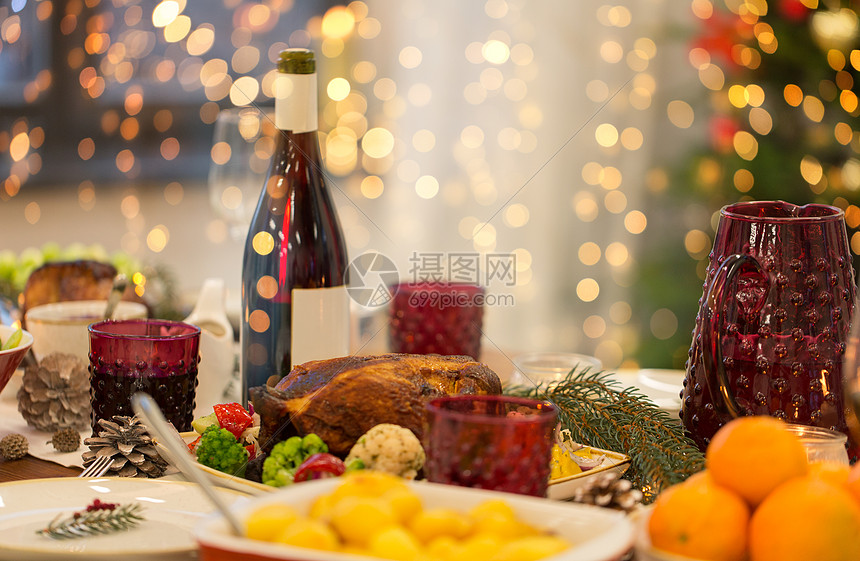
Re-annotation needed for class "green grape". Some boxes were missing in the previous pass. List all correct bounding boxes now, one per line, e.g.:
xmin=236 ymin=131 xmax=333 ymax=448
xmin=61 ymin=242 xmax=88 ymax=261
xmin=0 ymin=251 xmax=17 ymax=281
xmin=19 ymin=247 xmax=44 ymax=269
xmin=40 ymin=242 xmax=62 ymax=262
xmin=85 ymin=243 xmax=109 ymax=262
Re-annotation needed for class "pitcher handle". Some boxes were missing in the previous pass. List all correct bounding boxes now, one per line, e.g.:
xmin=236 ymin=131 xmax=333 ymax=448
xmin=701 ymin=253 xmax=768 ymax=418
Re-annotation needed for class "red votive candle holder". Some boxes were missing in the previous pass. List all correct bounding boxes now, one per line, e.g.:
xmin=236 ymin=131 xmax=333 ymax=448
xmin=423 ymin=395 xmax=558 ymax=497
xmin=88 ymin=319 xmax=201 ymax=433
xmin=388 ymin=281 xmax=484 ymax=358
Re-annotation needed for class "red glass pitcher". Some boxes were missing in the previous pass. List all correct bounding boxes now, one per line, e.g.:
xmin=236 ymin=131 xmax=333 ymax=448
xmin=682 ymin=201 xmax=856 ymax=450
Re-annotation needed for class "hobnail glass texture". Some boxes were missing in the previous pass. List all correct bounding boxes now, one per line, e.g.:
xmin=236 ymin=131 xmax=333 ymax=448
xmin=89 ymin=319 xmax=201 ymax=433
xmin=423 ymin=395 xmax=557 ymax=497
xmin=388 ymin=282 xmax=484 ymax=358
xmin=682 ymin=201 xmax=856 ymax=451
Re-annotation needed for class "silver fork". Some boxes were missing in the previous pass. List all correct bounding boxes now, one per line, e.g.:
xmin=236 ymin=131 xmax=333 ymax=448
xmin=78 ymin=455 xmax=113 ymax=478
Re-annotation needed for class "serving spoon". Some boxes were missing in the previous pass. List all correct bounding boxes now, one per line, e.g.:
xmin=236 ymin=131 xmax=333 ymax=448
xmin=103 ymin=274 xmax=128 ymax=319
xmin=131 ymin=392 xmax=244 ymax=536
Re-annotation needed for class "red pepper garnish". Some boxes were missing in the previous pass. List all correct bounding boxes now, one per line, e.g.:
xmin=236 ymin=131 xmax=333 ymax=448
xmin=293 ymin=453 xmax=346 ymax=482
xmin=188 ymin=435 xmax=202 ymax=453
xmin=213 ymin=402 xmax=253 ymax=440
xmin=245 ymin=444 xmax=256 ymax=461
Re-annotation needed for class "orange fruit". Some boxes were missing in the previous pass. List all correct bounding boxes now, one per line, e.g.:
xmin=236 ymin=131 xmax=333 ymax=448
xmin=648 ymin=471 xmax=749 ymax=561
xmin=750 ymin=476 xmax=860 ymax=561
xmin=844 ymin=461 xmax=860 ymax=506
xmin=705 ymin=416 xmax=808 ymax=506
xmin=808 ymin=461 xmax=850 ymax=488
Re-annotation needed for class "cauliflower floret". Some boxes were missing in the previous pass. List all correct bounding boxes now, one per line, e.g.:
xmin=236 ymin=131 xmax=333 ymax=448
xmin=346 ymin=423 xmax=425 ymax=479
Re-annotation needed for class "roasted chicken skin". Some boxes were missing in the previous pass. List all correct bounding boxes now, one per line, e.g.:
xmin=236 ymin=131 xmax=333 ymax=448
xmin=251 ymin=353 xmax=502 ymax=455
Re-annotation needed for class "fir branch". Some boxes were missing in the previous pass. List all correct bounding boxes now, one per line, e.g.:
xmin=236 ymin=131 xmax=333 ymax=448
xmin=506 ymin=368 xmax=704 ymax=501
xmin=37 ymin=502 xmax=145 ymax=540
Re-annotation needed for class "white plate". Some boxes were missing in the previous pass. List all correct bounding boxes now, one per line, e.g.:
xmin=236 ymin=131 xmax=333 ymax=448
xmin=635 ymin=369 xmax=684 ymax=414
xmin=196 ymin=478 xmax=635 ymax=561
xmin=0 ymin=477 xmax=247 ymax=561
xmin=637 ymin=370 xmax=684 ymax=395
xmin=547 ymin=447 xmax=631 ymax=500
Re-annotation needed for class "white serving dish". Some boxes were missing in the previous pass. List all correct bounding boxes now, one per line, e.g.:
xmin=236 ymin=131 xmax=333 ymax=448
xmin=175 ymin=431 xmax=630 ymax=501
xmin=547 ymin=447 xmax=631 ymax=500
xmin=195 ymin=478 xmax=635 ymax=561
xmin=162 ymin=432 xmax=272 ymax=495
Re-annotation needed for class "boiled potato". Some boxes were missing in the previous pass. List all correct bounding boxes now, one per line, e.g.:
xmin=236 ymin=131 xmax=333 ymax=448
xmin=489 ymin=536 xmax=571 ymax=561
xmin=330 ymin=496 xmax=397 ymax=546
xmin=368 ymin=526 xmax=423 ymax=560
xmin=274 ymin=518 xmax=339 ymax=551
xmin=243 ymin=503 xmax=299 ymax=542
xmin=382 ymin=486 xmax=423 ymax=524
xmin=409 ymin=507 xmax=472 ymax=543
xmin=241 ymin=473 xmax=571 ymax=561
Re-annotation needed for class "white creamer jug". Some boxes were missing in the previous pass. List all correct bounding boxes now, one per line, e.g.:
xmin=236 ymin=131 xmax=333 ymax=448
xmin=184 ymin=278 xmax=236 ymax=419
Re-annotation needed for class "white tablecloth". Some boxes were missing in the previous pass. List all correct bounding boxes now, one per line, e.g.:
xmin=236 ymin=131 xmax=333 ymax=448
xmin=0 ymin=370 xmax=89 ymax=468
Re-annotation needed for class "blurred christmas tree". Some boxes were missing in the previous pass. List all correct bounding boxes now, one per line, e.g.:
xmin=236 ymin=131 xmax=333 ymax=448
xmin=635 ymin=0 xmax=860 ymax=368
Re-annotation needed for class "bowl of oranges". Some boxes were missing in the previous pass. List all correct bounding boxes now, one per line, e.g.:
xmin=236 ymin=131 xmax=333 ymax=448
xmin=634 ymin=416 xmax=860 ymax=561
xmin=195 ymin=471 xmax=634 ymax=561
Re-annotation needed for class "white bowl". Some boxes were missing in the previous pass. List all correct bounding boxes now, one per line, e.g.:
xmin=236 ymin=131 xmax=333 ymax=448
xmin=195 ymin=478 xmax=635 ymax=561
xmin=0 ymin=324 xmax=33 ymax=399
xmin=25 ymin=300 xmax=148 ymax=362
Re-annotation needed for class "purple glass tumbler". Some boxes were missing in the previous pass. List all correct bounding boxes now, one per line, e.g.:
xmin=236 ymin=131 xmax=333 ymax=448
xmin=88 ymin=319 xmax=201 ymax=433
xmin=388 ymin=282 xmax=484 ymax=358
xmin=423 ymin=395 xmax=558 ymax=497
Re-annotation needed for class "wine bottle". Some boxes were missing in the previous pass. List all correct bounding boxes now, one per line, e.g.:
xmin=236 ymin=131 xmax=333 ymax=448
xmin=240 ymin=48 xmax=350 ymax=403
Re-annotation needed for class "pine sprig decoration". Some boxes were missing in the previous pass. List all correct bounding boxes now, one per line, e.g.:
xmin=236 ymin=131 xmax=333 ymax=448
xmin=506 ymin=367 xmax=705 ymax=501
xmin=37 ymin=499 xmax=144 ymax=539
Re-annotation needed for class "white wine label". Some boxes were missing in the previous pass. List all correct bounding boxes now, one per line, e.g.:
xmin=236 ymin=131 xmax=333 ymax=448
xmin=275 ymin=73 xmax=317 ymax=133
xmin=291 ymin=285 xmax=350 ymax=367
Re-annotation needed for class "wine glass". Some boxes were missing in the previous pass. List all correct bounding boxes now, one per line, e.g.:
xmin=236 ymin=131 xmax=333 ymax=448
xmin=207 ymin=106 xmax=275 ymax=241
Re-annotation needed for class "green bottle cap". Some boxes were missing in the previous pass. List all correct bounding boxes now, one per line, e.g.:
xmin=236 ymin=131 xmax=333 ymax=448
xmin=278 ymin=48 xmax=315 ymax=74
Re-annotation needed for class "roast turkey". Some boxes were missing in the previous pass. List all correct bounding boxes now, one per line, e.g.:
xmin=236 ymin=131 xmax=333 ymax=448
xmin=21 ymin=260 xmax=145 ymax=326
xmin=250 ymin=353 xmax=502 ymax=456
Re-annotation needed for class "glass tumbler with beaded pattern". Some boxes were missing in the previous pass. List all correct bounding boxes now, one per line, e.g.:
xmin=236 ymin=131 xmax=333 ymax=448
xmin=388 ymin=282 xmax=484 ymax=359
xmin=423 ymin=395 xmax=558 ymax=497
xmin=88 ymin=319 xmax=201 ymax=434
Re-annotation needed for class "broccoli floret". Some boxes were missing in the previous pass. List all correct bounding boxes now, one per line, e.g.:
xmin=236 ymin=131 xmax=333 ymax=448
xmin=262 ymin=434 xmax=329 ymax=487
xmin=302 ymin=433 xmax=327 ymax=455
xmin=195 ymin=425 xmax=248 ymax=477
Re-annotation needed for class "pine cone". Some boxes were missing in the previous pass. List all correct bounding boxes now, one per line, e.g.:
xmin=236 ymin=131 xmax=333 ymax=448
xmin=572 ymin=472 xmax=644 ymax=513
xmin=48 ymin=427 xmax=81 ymax=453
xmin=82 ymin=416 xmax=168 ymax=478
xmin=0 ymin=433 xmax=29 ymax=460
xmin=17 ymin=352 xmax=90 ymax=431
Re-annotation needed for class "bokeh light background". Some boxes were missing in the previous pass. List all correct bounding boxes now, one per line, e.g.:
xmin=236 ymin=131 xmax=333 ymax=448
xmin=2 ymin=0 xmax=854 ymax=370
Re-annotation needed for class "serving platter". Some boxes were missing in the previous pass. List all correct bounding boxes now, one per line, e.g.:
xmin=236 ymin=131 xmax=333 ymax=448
xmin=0 ymin=477 xmax=247 ymax=560
xmin=172 ymin=432 xmax=629 ymax=501
xmin=548 ymin=447 xmax=631 ymax=500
